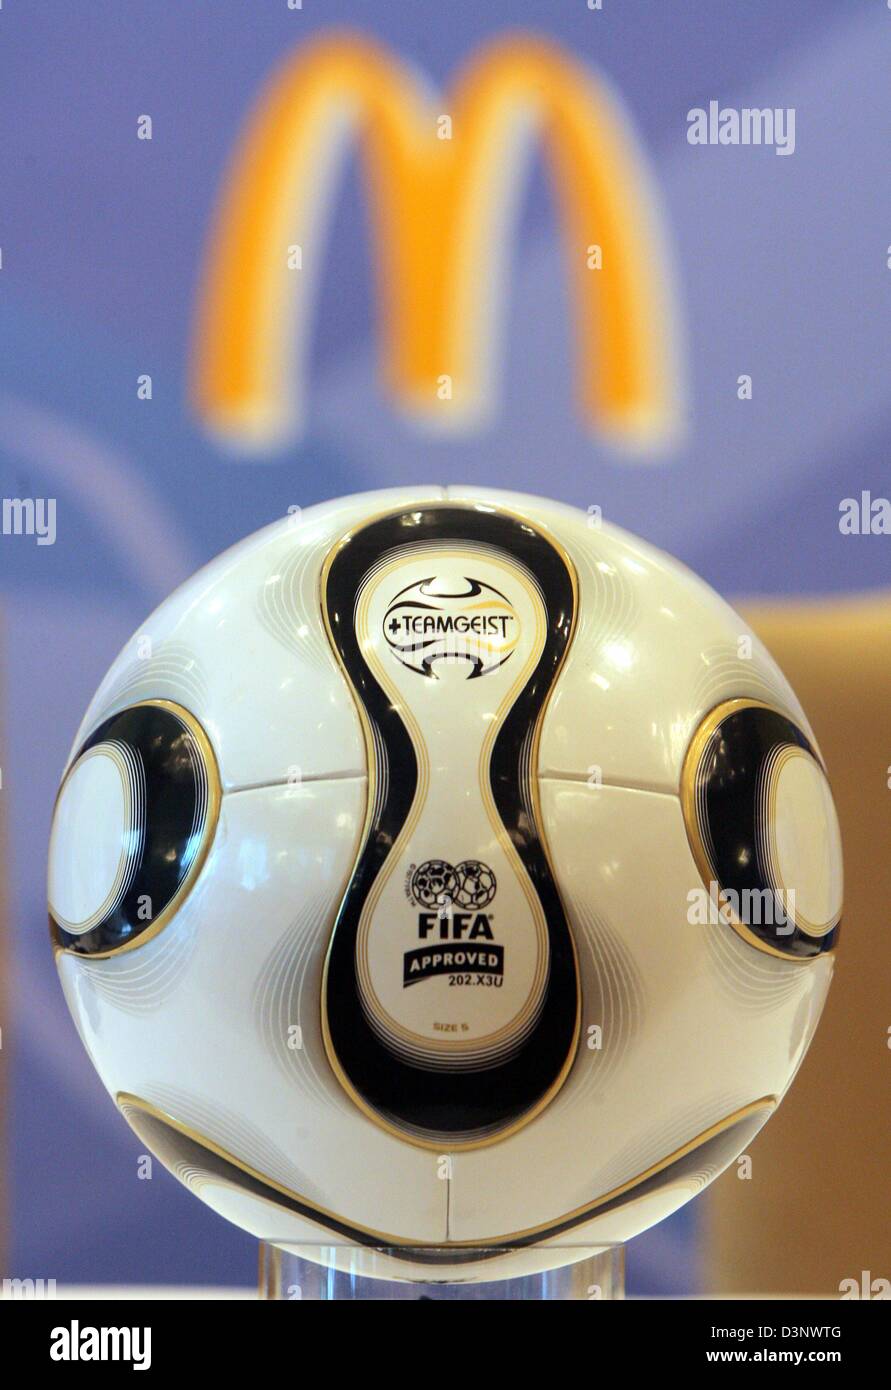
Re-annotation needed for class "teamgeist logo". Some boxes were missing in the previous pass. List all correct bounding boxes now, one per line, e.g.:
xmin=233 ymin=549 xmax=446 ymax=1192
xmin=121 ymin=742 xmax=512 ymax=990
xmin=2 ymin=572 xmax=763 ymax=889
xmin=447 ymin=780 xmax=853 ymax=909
xmin=383 ymin=576 xmax=518 ymax=678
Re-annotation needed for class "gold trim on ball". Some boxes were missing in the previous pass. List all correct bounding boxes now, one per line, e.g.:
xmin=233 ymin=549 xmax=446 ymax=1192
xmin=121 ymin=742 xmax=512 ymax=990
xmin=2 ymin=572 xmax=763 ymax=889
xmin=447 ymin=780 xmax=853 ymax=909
xmin=116 ymin=1089 xmax=776 ymax=1253
xmin=680 ymin=697 xmax=839 ymax=963
xmin=50 ymin=699 xmax=222 ymax=960
xmin=317 ymin=500 xmax=582 ymax=1153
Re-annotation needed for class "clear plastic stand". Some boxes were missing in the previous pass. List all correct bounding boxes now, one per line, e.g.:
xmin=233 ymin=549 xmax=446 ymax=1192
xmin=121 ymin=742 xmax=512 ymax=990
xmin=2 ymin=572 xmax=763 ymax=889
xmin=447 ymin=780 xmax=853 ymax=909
xmin=259 ymin=1243 xmax=624 ymax=1300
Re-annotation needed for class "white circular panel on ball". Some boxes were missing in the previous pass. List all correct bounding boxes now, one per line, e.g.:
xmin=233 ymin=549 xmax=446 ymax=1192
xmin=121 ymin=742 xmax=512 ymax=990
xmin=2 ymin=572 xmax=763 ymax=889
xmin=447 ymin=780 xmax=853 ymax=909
xmin=765 ymin=748 xmax=842 ymax=937
xmin=48 ymin=745 xmax=135 ymax=933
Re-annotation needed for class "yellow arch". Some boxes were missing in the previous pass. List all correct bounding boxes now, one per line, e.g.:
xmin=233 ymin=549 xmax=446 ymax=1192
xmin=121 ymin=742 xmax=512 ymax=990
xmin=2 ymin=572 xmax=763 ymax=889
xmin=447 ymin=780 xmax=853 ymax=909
xmin=190 ymin=31 xmax=682 ymax=449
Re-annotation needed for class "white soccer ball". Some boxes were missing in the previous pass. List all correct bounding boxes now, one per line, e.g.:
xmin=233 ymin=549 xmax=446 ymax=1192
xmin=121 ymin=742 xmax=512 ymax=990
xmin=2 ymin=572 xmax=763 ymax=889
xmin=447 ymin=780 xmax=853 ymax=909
xmin=48 ymin=487 xmax=841 ymax=1282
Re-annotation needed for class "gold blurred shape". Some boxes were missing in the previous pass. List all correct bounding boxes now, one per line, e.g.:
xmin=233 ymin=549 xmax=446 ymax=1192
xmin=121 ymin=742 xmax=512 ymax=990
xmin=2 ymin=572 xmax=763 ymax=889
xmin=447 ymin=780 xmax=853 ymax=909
xmin=190 ymin=31 xmax=681 ymax=449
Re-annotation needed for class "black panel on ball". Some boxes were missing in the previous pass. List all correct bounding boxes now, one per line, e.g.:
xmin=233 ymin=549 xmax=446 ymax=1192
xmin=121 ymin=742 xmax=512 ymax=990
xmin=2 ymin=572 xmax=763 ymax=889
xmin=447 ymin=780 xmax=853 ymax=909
xmin=322 ymin=505 xmax=579 ymax=1143
xmin=689 ymin=704 xmax=839 ymax=959
xmin=50 ymin=703 xmax=214 ymax=957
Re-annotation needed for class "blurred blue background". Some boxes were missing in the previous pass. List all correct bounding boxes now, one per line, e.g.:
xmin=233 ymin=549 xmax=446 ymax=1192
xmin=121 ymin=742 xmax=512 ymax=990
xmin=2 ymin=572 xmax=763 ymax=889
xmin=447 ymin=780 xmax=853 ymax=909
xmin=2 ymin=0 xmax=889 ymax=1293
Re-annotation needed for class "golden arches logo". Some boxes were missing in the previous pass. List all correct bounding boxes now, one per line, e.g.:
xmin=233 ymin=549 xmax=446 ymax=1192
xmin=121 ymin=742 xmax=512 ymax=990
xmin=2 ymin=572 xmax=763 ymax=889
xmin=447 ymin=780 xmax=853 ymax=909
xmin=190 ymin=31 xmax=682 ymax=449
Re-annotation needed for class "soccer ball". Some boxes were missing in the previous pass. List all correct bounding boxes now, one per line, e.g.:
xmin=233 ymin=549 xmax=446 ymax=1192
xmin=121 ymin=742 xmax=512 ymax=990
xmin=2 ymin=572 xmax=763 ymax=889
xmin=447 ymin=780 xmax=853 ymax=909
xmin=48 ymin=487 xmax=841 ymax=1282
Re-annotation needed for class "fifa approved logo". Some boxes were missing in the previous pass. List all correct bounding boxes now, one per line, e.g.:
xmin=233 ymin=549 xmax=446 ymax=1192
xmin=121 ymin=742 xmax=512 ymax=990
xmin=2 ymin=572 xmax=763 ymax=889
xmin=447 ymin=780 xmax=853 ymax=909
xmin=383 ymin=577 xmax=518 ymax=678
xmin=403 ymin=859 xmax=502 ymax=989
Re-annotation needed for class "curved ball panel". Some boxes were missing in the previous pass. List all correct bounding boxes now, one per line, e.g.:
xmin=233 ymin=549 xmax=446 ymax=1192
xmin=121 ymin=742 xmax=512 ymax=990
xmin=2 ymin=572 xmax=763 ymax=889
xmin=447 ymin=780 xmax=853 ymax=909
xmin=58 ymin=779 xmax=448 ymax=1244
xmin=68 ymin=487 xmax=446 ymax=790
xmin=446 ymin=781 xmax=832 ymax=1243
xmin=49 ymin=701 xmax=220 ymax=956
xmin=444 ymin=486 xmax=814 ymax=790
xmin=681 ymin=699 xmax=842 ymax=959
xmin=318 ymin=502 xmax=580 ymax=1144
